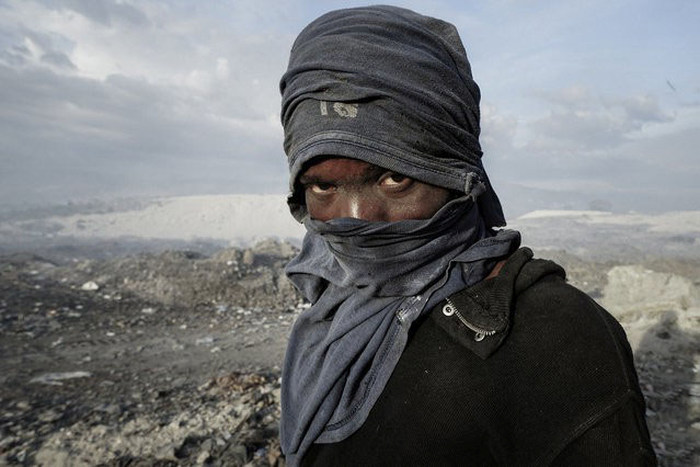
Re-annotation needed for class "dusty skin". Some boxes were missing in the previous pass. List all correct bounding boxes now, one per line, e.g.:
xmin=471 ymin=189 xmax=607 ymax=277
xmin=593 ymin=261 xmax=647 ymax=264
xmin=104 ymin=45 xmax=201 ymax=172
xmin=1 ymin=237 xmax=699 ymax=465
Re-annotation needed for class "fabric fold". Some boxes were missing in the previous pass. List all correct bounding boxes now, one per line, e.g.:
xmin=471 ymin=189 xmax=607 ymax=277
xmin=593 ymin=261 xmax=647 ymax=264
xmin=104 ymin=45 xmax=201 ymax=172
xmin=280 ymin=196 xmax=520 ymax=463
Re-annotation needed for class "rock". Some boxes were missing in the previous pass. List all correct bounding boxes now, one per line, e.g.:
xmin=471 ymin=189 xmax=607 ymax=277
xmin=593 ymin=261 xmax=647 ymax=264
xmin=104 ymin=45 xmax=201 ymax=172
xmin=688 ymin=383 xmax=700 ymax=398
xmin=38 ymin=409 xmax=62 ymax=423
xmin=601 ymin=265 xmax=699 ymax=321
xmin=200 ymin=438 xmax=213 ymax=452
xmin=196 ymin=448 xmax=211 ymax=465
xmin=242 ymin=249 xmax=255 ymax=266
xmin=14 ymin=449 xmax=28 ymax=463
xmin=81 ymin=281 xmax=100 ymax=291
xmin=196 ymin=438 xmax=214 ymax=464
xmin=156 ymin=443 xmax=179 ymax=461
xmin=15 ymin=401 xmax=30 ymax=411
xmin=221 ymin=443 xmax=248 ymax=465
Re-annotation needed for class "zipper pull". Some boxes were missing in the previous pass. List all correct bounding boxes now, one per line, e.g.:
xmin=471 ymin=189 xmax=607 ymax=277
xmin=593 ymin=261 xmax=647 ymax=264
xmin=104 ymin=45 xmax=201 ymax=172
xmin=442 ymin=300 xmax=495 ymax=342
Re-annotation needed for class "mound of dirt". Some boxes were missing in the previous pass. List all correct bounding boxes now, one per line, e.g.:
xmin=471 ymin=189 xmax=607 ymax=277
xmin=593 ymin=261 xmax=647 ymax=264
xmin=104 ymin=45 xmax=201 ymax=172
xmin=602 ymin=265 xmax=700 ymax=321
xmin=41 ymin=238 xmax=301 ymax=313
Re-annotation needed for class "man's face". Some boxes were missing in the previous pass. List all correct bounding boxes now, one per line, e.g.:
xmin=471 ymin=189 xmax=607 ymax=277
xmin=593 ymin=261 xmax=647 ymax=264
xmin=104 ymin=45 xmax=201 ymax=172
xmin=299 ymin=157 xmax=453 ymax=222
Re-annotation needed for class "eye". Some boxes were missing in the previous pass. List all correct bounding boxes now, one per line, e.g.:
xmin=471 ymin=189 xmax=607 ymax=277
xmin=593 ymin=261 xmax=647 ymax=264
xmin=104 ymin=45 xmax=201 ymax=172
xmin=379 ymin=172 xmax=413 ymax=190
xmin=308 ymin=182 xmax=336 ymax=194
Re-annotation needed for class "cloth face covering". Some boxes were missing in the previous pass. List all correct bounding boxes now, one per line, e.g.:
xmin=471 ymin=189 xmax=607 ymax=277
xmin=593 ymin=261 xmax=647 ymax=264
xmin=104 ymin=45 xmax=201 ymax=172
xmin=281 ymin=196 xmax=520 ymax=463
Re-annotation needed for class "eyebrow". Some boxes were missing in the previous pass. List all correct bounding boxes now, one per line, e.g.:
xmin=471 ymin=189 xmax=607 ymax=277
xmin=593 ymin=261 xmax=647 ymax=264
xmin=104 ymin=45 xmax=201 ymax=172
xmin=298 ymin=174 xmax=328 ymax=185
xmin=299 ymin=164 xmax=399 ymax=186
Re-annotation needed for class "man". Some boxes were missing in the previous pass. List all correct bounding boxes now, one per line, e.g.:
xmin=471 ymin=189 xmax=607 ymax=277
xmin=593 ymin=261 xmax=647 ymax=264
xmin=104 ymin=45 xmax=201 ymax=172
xmin=278 ymin=5 xmax=655 ymax=466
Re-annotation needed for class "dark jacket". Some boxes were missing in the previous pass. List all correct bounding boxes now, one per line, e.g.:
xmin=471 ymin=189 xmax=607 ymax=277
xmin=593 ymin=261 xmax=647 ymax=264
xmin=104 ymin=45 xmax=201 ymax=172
xmin=302 ymin=248 xmax=656 ymax=466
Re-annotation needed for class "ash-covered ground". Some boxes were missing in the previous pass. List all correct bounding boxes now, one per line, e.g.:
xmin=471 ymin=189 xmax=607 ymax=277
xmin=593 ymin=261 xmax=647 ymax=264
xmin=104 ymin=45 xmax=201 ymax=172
xmin=1 ymin=240 xmax=302 ymax=466
xmin=1 ymin=202 xmax=699 ymax=465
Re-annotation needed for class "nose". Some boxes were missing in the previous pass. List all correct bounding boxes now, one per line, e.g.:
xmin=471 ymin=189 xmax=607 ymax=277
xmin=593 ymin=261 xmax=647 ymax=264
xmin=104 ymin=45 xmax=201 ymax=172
xmin=336 ymin=194 xmax=386 ymax=222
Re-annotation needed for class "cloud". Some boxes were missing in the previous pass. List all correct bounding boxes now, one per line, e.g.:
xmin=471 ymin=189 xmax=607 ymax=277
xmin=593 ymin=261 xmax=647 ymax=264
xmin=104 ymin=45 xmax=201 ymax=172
xmin=0 ymin=84 xmax=278 ymax=203
xmin=41 ymin=50 xmax=76 ymax=70
xmin=481 ymin=103 xmax=518 ymax=154
xmin=0 ymin=23 xmax=77 ymax=72
xmin=0 ymin=2 xmax=286 ymax=202
xmin=36 ymin=0 xmax=150 ymax=28
xmin=0 ymin=44 xmax=30 ymax=66
xmin=0 ymin=0 xmax=697 ymax=214
xmin=0 ymin=0 xmax=296 ymax=205
xmin=616 ymin=94 xmax=672 ymax=123
xmin=480 ymin=83 xmax=698 ymax=213
xmin=526 ymin=86 xmax=674 ymax=152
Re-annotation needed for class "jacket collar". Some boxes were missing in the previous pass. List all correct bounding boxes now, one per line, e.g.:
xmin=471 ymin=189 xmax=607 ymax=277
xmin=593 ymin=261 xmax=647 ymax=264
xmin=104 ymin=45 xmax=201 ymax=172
xmin=431 ymin=247 xmax=565 ymax=359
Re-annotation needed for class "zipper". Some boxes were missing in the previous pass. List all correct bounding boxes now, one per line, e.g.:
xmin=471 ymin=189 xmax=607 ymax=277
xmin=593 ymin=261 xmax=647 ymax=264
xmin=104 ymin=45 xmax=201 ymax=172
xmin=396 ymin=295 xmax=422 ymax=324
xmin=442 ymin=298 xmax=496 ymax=342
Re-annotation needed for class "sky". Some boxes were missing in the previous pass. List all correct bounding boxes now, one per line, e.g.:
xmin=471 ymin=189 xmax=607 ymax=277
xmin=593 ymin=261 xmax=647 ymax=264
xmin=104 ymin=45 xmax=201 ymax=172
xmin=0 ymin=0 xmax=698 ymax=217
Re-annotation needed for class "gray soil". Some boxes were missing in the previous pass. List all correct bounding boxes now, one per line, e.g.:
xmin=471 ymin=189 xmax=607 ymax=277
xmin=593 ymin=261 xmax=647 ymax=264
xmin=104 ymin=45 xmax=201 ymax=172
xmin=1 ymin=240 xmax=698 ymax=465
xmin=1 ymin=240 xmax=302 ymax=466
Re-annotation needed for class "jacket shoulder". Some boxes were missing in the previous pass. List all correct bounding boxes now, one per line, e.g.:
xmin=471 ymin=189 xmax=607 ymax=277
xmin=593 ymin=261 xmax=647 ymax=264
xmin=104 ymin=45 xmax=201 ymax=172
xmin=507 ymin=268 xmax=648 ymax=463
xmin=516 ymin=268 xmax=634 ymax=366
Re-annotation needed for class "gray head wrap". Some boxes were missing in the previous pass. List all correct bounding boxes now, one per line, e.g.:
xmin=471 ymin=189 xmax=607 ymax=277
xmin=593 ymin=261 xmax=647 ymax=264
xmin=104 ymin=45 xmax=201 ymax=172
xmin=280 ymin=4 xmax=505 ymax=227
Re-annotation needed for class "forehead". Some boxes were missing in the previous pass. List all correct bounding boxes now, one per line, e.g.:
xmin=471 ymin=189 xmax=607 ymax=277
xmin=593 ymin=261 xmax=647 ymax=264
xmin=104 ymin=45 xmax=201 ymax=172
xmin=299 ymin=157 xmax=387 ymax=182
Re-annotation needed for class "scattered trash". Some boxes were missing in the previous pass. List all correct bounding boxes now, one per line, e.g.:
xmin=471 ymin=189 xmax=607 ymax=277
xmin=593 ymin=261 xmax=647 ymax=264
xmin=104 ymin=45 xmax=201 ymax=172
xmin=195 ymin=336 xmax=215 ymax=346
xmin=29 ymin=371 xmax=92 ymax=385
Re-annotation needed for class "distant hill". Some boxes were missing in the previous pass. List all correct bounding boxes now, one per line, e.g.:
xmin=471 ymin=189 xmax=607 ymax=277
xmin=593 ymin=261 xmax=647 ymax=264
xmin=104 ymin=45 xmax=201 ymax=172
xmin=0 ymin=194 xmax=698 ymax=261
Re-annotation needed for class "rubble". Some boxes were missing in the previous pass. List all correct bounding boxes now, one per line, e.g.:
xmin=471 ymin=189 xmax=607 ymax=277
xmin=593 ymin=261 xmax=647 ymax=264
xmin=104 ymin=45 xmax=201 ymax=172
xmin=1 ymin=240 xmax=698 ymax=465
xmin=33 ymin=372 xmax=283 ymax=466
xmin=602 ymin=265 xmax=700 ymax=321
